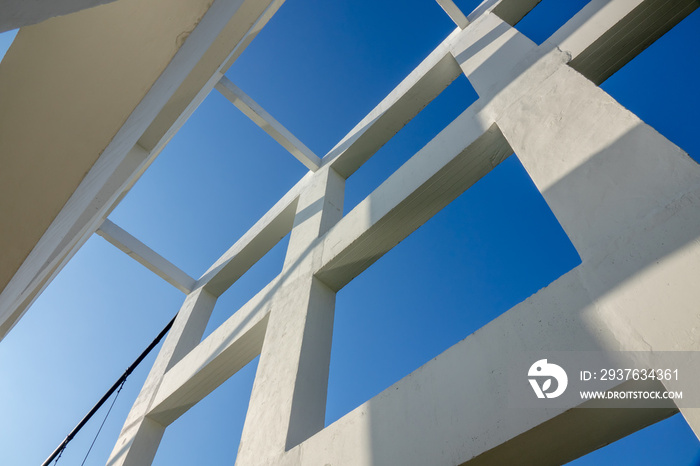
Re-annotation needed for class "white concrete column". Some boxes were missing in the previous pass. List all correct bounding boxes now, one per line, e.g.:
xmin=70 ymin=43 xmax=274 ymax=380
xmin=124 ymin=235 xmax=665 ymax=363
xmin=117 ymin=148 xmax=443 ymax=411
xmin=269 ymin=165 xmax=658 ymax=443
xmin=236 ymin=166 xmax=344 ymax=464
xmin=107 ymin=287 xmax=217 ymax=465
xmin=453 ymin=12 xmax=700 ymax=438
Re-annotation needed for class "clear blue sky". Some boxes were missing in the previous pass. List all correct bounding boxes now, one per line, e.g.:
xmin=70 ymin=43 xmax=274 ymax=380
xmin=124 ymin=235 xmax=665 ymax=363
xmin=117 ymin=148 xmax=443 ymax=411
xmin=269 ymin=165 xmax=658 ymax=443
xmin=1 ymin=1 xmax=699 ymax=465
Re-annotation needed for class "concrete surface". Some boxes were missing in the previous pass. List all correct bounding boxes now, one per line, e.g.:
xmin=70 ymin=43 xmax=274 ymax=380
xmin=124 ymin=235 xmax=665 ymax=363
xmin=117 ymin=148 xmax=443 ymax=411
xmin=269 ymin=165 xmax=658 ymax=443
xmin=0 ymin=0 xmax=286 ymax=340
xmin=3 ymin=0 xmax=699 ymax=464
xmin=107 ymin=1 xmax=700 ymax=464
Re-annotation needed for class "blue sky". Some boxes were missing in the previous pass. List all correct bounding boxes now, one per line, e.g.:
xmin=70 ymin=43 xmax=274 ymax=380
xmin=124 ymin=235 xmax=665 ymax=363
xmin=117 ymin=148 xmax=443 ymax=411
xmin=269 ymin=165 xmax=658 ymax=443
xmin=1 ymin=1 xmax=699 ymax=465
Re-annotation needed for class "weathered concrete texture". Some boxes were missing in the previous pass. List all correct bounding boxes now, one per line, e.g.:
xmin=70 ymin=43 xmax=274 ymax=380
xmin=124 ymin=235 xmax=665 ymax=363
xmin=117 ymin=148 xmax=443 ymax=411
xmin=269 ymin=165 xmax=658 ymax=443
xmin=24 ymin=0 xmax=697 ymax=464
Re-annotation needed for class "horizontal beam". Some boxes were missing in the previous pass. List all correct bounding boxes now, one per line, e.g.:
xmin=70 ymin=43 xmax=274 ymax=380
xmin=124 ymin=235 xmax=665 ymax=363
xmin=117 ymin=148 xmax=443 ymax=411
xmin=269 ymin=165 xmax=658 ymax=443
xmin=317 ymin=110 xmax=511 ymax=291
xmin=293 ymin=262 xmax=680 ymax=464
xmin=436 ymin=0 xmax=470 ymax=29
xmin=563 ymin=0 xmax=699 ymax=84
xmin=491 ymin=0 xmax=542 ymax=26
xmin=215 ymin=76 xmax=321 ymax=171
xmin=325 ymin=31 xmax=464 ymax=178
xmin=196 ymin=173 xmax=310 ymax=296
xmin=96 ymin=219 xmax=195 ymax=294
xmin=148 ymin=277 xmax=277 ymax=425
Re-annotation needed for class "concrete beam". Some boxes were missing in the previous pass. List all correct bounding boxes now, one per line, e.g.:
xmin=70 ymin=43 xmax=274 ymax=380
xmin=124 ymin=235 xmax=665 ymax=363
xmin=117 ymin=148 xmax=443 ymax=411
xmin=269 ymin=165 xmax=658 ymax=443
xmin=215 ymin=76 xmax=321 ymax=171
xmin=196 ymin=174 xmax=310 ymax=296
xmin=562 ymin=0 xmax=699 ymax=84
xmin=491 ymin=0 xmax=541 ymax=26
xmin=288 ymin=266 xmax=680 ymax=465
xmin=0 ymin=0 xmax=286 ymax=341
xmin=108 ymin=288 xmax=217 ymax=466
xmin=435 ymin=0 xmax=469 ymax=29
xmin=326 ymin=31 xmax=464 ymax=178
xmin=107 ymin=5 xmax=700 ymax=465
xmin=96 ymin=219 xmax=195 ymax=294
xmin=284 ymin=13 xmax=700 ymax=464
xmin=238 ymin=167 xmax=345 ymax=463
xmin=148 ymin=278 xmax=276 ymax=425
xmin=317 ymin=111 xmax=511 ymax=291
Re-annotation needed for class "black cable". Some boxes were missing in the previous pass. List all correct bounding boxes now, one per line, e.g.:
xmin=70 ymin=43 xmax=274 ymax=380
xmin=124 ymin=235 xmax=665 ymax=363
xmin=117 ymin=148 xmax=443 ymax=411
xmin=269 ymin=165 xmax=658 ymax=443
xmin=52 ymin=447 xmax=64 ymax=465
xmin=42 ymin=315 xmax=176 ymax=466
xmin=79 ymin=379 xmax=126 ymax=466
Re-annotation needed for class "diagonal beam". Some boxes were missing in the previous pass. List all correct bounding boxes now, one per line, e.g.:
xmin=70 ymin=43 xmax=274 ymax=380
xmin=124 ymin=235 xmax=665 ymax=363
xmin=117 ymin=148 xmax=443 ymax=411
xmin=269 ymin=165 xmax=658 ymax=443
xmin=325 ymin=31 xmax=464 ymax=179
xmin=316 ymin=109 xmax=511 ymax=291
xmin=562 ymin=0 xmax=699 ymax=85
xmin=147 ymin=277 xmax=276 ymax=425
xmin=215 ymin=76 xmax=321 ymax=171
xmin=196 ymin=173 xmax=310 ymax=296
xmin=436 ymin=0 xmax=470 ymax=29
xmin=0 ymin=0 xmax=287 ymax=341
xmin=96 ymin=219 xmax=195 ymax=294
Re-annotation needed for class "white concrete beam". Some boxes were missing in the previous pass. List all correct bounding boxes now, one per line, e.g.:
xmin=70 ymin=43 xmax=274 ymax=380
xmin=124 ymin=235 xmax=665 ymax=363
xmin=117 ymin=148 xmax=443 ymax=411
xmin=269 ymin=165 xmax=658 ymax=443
xmin=490 ymin=0 xmax=541 ymax=26
xmin=286 ymin=29 xmax=700 ymax=457
xmin=108 ymin=288 xmax=217 ymax=466
xmin=148 ymin=277 xmax=276 ymax=425
xmin=317 ymin=110 xmax=511 ymax=291
xmin=215 ymin=76 xmax=321 ymax=171
xmin=288 ymin=265 xmax=680 ymax=465
xmin=325 ymin=31 xmax=464 ymax=178
xmin=109 ymin=6 xmax=700 ymax=465
xmin=560 ymin=0 xmax=699 ymax=84
xmin=96 ymin=219 xmax=195 ymax=294
xmin=286 ymin=13 xmax=700 ymax=463
xmin=436 ymin=0 xmax=469 ymax=29
xmin=0 ymin=0 xmax=286 ymax=341
xmin=237 ymin=166 xmax=345 ymax=463
xmin=196 ymin=173 xmax=310 ymax=296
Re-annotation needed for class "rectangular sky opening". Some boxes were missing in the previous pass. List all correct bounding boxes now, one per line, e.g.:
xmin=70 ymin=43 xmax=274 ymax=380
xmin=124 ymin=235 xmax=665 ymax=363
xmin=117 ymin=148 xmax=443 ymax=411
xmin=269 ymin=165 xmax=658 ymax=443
xmin=325 ymin=154 xmax=581 ymax=427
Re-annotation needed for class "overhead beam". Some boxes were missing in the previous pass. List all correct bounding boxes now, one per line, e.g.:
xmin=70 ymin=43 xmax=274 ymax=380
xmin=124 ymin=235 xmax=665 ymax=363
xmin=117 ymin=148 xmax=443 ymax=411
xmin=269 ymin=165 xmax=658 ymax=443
xmin=317 ymin=110 xmax=511 ymax=291
xmin=562 ymin=0 xmax=699 ymax=84
xmin=326 ymin=32 xmax=464 ymax=179
xmin=96 ymin=219 xmax=195 ymax=293
xmin=0 ymin=0 xmax=286 ymax=342
xmin=215 ymin=76 xmax=321 ymax=171
xmin=148 ymin=277 xmax=276 ymax=425
xmin=196 ymin=173 xmax=310 ymax=296
xmin=292 ymin=266 xmax=681 ymax=465
xmin=436 ymin=0 xmax=469 ymax=29
xmin=491 ymin=0 xmax=542 ymax=26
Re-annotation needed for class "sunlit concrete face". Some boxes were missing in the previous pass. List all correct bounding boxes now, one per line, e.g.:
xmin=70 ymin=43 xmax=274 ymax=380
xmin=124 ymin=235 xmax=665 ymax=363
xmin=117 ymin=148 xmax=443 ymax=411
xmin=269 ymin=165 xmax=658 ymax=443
xmin=2 ymin=0 xmax=699 ymax=464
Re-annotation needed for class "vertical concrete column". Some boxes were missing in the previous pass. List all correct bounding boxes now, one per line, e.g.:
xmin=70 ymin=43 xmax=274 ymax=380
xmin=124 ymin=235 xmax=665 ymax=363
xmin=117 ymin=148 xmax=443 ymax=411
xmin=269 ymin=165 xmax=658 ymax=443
xmin=454 ymin=13 xmax=700 ymax=438
xmin=236 ymin=167 xmax=344 ymax=464
xmin=493 ymin=62 xmax=700 ymax=435
xmin=107 ymin=287 xmax=217 ymax=465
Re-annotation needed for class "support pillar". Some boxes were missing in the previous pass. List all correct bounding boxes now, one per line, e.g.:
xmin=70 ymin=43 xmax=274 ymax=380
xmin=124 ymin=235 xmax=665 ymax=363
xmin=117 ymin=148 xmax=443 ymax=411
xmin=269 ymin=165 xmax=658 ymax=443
xmin=107 ymin=288 xmax=217 ymax=465
xmin=452 ymin=11 xmax=700 ymax=439
xmin=236 ymin=166 xmax=344 ymax=464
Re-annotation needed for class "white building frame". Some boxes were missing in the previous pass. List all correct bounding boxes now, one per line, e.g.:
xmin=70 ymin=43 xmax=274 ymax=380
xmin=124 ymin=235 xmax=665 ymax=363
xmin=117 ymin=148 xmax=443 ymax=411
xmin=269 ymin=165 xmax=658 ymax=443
xmin=1 ymin=0 xmax=699 ymax=464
